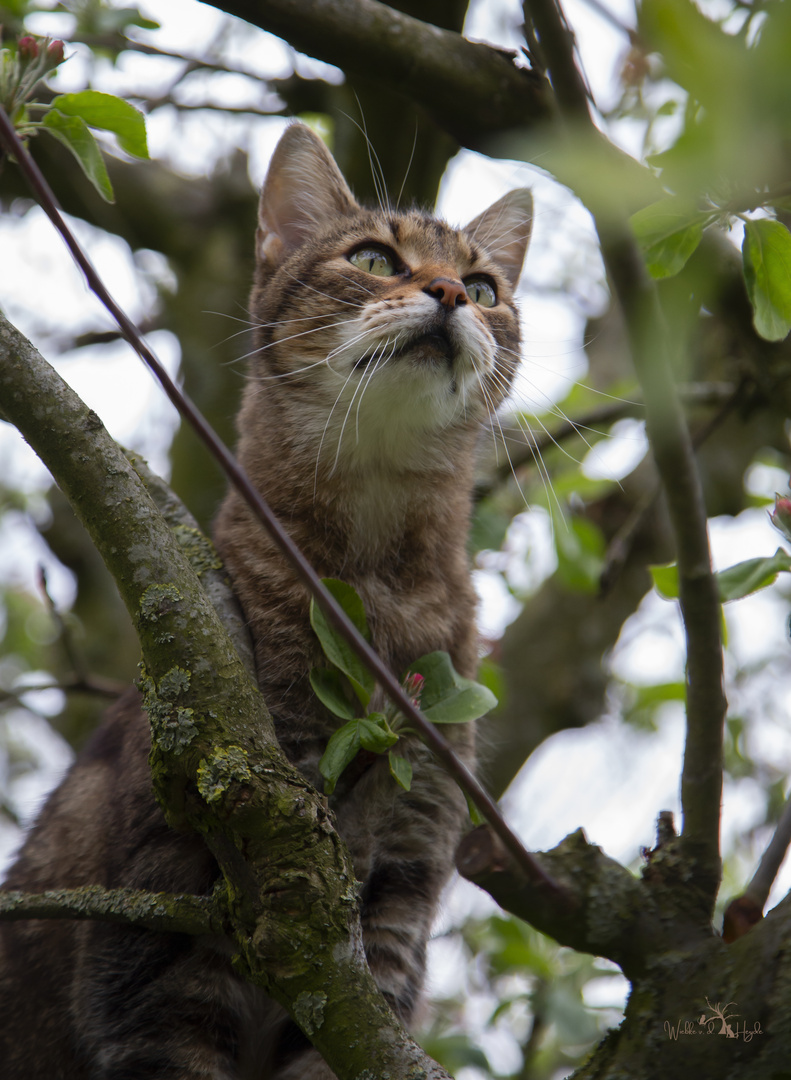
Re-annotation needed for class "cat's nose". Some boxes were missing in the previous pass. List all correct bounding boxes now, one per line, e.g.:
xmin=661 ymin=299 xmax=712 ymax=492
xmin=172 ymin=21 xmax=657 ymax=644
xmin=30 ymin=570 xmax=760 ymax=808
xmin=425 ymin=277 xmax=467 ymax=309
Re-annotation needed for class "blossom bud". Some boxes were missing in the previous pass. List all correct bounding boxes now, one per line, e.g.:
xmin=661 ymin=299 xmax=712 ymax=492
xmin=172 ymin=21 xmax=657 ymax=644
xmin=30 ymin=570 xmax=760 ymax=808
xmin=46 ymin=39 xmax=65 ymax=65
xmin=402 ymin=672 xmax=424 ymax=708
xmin=18 ymin=36 xmax=39 ymax=61
xmin=770 ymin=493 xmax=791 ymax=542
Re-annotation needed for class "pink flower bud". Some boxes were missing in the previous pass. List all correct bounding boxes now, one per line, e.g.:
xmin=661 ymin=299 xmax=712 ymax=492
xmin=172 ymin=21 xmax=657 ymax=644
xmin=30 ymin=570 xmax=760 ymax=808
xmin=402 ymin=672 xmax=424 ymax=707
xmin=770 ymin=493 xmax=791 ymax=542
xmin=47 ymin=39 xmax=65 ymax=64
xmin=18 ymin=36 xmax=39 ymax=61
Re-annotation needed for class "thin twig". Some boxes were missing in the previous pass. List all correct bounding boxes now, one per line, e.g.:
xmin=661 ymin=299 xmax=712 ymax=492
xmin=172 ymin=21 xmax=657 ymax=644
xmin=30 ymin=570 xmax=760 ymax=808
xmin=721 ymin=794 xmax=791 ymax=942
xmin=575 ymin=0 xmax=638 ymax=40
xmin=477 ymin=381 xmax=736 ymax=505
xmin=745 ymin=795 xmax=791 ymax=910
xmin=74 ymin=35 xmax=274 ymax=85
xmin=0 ymin=677 xmax=126 ymax=704
xmin=143 ymin=99 xmax=283 ymax=118
xmin=0 ymin=885 xmax=222 ymax=935
xmin=0 ymin=106 xmax=563 ymax=899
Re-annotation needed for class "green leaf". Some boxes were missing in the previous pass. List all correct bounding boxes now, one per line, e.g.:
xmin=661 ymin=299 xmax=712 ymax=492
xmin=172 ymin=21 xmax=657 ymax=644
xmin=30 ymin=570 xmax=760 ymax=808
xmin=419 ymin=1033 xmax=490 ymax=1075
xmin=41 ymin=110 xmax=114 ymax=201
xmin=405 ymin=651 xmax=497 ymax=724
xmin=650 ymin=562 xmax=679 ymax=600
xmin=469 ymin=501 xmax=511 ymax=553
xmin=318 ymin=714 xmax=398 ymax=794
xmin=50 ymin=91 xmax=149 ymax=158
xmin=310 ymin=579 xmax=375 ymax=705
xmin=630 ymin=198 xmax=706 ymax=279
xmin=318 ymin=719 xmax=361 ymax=795
xmin=652 ymin=550 xmax=791 ymax=603
xmin=742 ymin=219 xmax=791 ymax=342
xmin=638 ymin=0 xmax=749 ymax=109
xmin=716 ymin=548 xmax=791 ymax=600
xmin=622 ymin=680 xmax=686 ymax=731
xmin=309 ymin=667 xmax=356 ymax=720
xmin=388 ymin=752 xmax=412 ymax=791
xmin=357 ymin=714 xmax=398 ymax=753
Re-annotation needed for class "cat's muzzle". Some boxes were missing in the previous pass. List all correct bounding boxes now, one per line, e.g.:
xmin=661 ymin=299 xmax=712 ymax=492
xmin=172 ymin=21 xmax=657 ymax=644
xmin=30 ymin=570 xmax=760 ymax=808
xmin=395 ymin=326 xmax=455 ymax=363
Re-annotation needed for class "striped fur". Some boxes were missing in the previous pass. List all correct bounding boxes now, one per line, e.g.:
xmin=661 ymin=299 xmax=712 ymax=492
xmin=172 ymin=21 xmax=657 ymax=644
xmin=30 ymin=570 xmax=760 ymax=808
xmin=0 ymin=124 xmax=532 ymax=1078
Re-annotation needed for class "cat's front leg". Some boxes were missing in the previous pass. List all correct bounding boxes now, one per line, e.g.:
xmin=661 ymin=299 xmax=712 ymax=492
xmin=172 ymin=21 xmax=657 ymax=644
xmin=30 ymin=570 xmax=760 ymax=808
xmin=338 ymin=740 xmax=470 ymax=1024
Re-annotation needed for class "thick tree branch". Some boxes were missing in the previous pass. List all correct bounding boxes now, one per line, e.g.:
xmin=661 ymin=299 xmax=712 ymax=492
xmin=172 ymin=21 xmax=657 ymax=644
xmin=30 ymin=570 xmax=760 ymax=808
xmin=215 ymin=0 xmax=552 ymax=147
xmin=456 ymin=823 xmax=715 ymax=981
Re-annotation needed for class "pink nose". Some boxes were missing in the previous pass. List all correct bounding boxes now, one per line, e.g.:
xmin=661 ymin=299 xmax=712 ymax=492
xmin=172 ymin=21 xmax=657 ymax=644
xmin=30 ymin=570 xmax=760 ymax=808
xmin=426 ymin=277 xmax=467 ymax=309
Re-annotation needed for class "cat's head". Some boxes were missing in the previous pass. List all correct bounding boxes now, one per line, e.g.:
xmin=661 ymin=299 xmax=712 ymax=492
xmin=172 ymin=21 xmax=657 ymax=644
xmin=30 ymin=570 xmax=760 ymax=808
xmin=247 ymin=123 xmax=532 ymax=474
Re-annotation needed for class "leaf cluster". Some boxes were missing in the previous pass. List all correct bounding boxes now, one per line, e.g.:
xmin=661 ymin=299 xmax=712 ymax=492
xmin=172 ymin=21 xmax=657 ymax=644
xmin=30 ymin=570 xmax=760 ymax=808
xmin=309 ymin=579 xmax=496 ymax=795
xmin=630 ymin=0 xmax=791 ymax=339
xmin=1 ymin=31 xmax=148 ymax=200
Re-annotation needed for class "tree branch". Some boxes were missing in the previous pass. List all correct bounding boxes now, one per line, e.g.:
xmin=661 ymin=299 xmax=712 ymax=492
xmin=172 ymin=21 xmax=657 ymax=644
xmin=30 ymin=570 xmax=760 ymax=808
xmin=722 ymin=793 xmax=791 ymax=942
xmin=214 ymin=0 xmax=552 ymax=147
xmin=0 ymin=886 xmax=223 ymax=935
xmin=523 ymin=0 xmax=727 ymax=910
xmin=456 ymin=823 xmax=715 ymax=981
xmin=745 ymin=796 xmax=791 ymax=912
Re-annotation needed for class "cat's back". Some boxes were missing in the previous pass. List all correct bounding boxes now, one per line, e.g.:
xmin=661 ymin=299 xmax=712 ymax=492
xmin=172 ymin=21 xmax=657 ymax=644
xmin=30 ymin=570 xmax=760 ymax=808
xmin=0 ymin=690 xmax=218 ymax=1077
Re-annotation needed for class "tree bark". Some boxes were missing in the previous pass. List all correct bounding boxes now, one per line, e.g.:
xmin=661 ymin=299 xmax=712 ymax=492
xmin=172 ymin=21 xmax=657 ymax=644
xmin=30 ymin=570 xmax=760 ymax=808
xmin=457 ymin=824 xmax=791 ymax=1078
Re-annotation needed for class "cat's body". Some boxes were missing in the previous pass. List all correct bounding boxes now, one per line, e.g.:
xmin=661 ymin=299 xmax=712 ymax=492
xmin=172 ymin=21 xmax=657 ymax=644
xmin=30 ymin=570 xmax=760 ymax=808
xmin=0 ymin=125 xmax=532 ymax=1078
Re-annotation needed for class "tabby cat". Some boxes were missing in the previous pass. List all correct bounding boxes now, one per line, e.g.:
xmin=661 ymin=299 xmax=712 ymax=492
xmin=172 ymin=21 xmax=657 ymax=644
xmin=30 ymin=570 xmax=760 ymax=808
xmin=0 ymin=123 xmax=532 ymax=1079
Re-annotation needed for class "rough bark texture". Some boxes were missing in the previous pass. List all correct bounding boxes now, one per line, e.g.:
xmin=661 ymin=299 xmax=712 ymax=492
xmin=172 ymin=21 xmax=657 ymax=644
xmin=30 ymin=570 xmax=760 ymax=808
xmin=457 ymin=825 xmax=791 ymax=1078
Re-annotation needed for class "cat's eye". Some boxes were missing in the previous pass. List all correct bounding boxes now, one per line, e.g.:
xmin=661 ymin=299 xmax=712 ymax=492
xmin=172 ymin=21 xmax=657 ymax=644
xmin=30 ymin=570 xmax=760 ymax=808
xmin=465 ymin=277 xmax=497 ymax=308
xmin=348 ymin=246 xmax=397 ymax=277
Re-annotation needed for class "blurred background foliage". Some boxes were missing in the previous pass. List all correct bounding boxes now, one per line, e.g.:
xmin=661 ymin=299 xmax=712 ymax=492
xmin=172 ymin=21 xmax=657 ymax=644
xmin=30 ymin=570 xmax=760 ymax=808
xmin=2 ymin=0 xmax=791 ymax=1075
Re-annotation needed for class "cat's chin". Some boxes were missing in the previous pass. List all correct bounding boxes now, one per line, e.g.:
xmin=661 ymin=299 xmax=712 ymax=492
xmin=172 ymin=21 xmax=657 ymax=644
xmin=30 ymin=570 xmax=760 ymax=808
xmin=396 ymin=330 xmax=455 ymax=363
xmin=355 ymin=328 xmax=456 ymax=368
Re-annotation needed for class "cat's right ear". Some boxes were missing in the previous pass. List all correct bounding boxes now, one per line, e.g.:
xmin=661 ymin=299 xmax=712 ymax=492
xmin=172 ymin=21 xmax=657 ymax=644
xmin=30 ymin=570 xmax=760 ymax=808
xmin=256 ymin=124 xmax=358 ymax=269
xmin=465 ymin=189 xmax=533 ymax=289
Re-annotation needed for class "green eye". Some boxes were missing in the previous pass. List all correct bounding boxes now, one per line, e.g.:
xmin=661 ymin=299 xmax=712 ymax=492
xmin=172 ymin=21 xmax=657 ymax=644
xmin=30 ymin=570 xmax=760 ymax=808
xmin=349 ymin=247 xmax=396 ymax=277
xmin=465 ymin=278 xmax=497 ymax=308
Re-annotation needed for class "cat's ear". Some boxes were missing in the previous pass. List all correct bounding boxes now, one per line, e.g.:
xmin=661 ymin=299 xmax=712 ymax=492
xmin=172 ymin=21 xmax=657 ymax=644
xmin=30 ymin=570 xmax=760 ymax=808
xmin=465 ymin=189 xmax=533 ymax=289
xmin=256 ymin=124 xmax=358 ymax=269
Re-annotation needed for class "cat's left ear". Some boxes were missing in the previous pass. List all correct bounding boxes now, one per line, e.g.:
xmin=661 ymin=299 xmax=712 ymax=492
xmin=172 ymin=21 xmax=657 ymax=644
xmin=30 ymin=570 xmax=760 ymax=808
xmin=465 ymin=189 xmax=533 ymax=289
